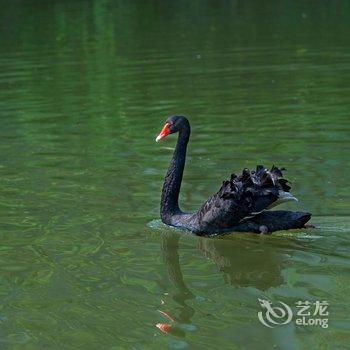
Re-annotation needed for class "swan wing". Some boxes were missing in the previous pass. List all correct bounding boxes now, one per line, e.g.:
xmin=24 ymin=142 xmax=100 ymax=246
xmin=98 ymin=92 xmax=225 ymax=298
xmin=194 ymin=165 xmax=295 ymax=232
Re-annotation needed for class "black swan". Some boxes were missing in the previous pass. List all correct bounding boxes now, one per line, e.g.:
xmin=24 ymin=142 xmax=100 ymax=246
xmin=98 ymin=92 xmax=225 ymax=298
xmin=156 ymin=115 xmax=311 ymax=235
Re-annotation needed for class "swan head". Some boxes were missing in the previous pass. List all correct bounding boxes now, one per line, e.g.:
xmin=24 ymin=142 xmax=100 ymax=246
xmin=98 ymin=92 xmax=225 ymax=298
xmin=156 ymin=115 xmax=189 ymax=142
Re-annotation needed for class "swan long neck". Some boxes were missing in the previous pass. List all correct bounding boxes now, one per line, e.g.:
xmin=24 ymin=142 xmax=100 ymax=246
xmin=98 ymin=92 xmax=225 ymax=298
xmin=161 ymin=124 xmax=190 ymax=222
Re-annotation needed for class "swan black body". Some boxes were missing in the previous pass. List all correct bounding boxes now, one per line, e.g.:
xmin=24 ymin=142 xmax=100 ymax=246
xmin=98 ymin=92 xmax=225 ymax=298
xmin=156 ymin=116 xmax=311 ymax=235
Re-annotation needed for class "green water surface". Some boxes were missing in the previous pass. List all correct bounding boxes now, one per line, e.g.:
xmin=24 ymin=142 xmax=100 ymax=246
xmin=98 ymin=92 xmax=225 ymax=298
xmin=0 ymin=1 xmax=350 ymax=349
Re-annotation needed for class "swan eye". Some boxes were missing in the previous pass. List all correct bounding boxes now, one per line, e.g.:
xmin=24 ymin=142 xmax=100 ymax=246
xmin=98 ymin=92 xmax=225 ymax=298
xmin=156 ymin=123 xmax=171 ymax=142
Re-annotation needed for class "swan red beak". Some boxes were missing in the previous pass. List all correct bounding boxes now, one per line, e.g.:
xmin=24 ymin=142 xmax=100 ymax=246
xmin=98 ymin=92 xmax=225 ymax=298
xmin=156 ymin=123 xmax=170 ymax=142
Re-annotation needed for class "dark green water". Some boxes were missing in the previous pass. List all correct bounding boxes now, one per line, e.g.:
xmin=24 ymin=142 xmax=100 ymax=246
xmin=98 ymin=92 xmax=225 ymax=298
xmin=1 ymin=1 xmax=350 ymax=349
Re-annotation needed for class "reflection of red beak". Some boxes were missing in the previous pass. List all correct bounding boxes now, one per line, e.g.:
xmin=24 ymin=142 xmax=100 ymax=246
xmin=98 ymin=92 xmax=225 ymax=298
xmin=156 ymin=123 xmax=170 ymax=142
xmin=156 ymin=323 xmax=172 ymax=333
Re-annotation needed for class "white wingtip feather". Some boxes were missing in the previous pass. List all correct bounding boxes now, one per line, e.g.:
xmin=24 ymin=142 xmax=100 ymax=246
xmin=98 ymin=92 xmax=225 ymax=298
xmin=267 ymin=191 xmax=298 ymax=209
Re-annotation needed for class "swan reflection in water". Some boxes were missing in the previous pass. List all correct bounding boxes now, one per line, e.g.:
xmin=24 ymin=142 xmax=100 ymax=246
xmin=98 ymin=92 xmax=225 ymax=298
xmin=157 ymin=231 xmax=287 ymax=336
